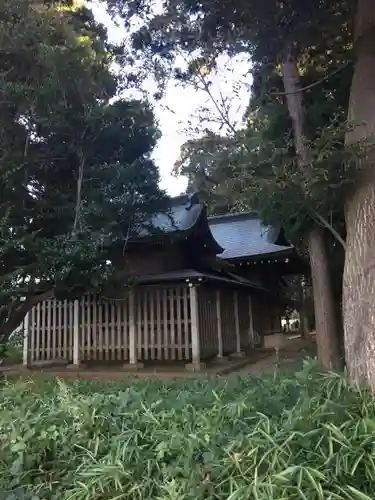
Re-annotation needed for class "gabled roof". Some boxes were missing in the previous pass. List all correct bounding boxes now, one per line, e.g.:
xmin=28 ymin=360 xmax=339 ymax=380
xmin=131 ymin=193 xmax=224 ymax=254
xmin=137 ymin=193 xmax=203 ymax=236
xmin=131 ymin=194 xmax=293 ymax=260
xmin=208 ymin=212 xmax=293 ymax=260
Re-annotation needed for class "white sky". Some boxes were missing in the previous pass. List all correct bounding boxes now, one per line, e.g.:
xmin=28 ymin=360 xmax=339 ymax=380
xmin=90 ymin=2 xmax=251 ymax=196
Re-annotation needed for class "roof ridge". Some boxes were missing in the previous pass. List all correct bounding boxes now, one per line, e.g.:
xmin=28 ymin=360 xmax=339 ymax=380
xmin=208 ymin=211 xmax=259 ymax=223
xmin=169 ymin=192 xmax=202 ymax=208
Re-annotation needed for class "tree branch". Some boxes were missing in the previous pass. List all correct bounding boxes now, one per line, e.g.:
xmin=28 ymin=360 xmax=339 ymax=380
xmin=309 ymin=208 xmax=346 ymax=249
xmin=72 ymin=152 xmax=86 ymax=240
xmin=271 ymin=63 xmax=350 ymax=96
xmin=0 ymin=289 xmax=54 ymax=341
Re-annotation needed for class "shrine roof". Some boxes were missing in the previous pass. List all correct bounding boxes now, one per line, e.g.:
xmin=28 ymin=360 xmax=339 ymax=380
xmin=132 ymin=194 xmax=293 ymax=260
xmin=208 ymin=212 xmax=293 ymax=260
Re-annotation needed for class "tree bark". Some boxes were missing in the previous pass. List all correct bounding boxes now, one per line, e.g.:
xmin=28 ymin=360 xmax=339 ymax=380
xmin=281 ymin=54 xmax=343 ymax=370
xmin=299 ymin=308 xmax=310 ymax=338
xmin=0 ymin=290 xmax=54 ymax=344
xmin=298 ymin=280 xmax=310 ymax=338
xmin=309 ymin=228 xmax=342 ymax=370
xmin=343 ymin=0 xmax=375 ymax=387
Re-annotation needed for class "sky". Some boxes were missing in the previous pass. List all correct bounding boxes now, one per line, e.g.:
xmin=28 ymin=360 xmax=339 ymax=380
xmin=90 ymin=2 xmax=251 ymax=196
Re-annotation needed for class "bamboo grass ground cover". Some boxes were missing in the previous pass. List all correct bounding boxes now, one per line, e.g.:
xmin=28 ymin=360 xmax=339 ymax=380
xmin=1 ymin=360 xmax=375 ymax=500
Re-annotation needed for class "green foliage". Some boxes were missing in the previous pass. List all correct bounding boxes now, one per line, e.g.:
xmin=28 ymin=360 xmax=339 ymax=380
xmin=172 ymin=52 xmax=355 ymax=241
xmin=112 ymin=0 xmax=355 ymax=243
xmin=0 ymin=327 xmax=23 ymax=363
xmin=174 ymin=132 xmax=247 ymax=215
xmin=0 ymin=0 xmax=167 ymax=338
xmin=109 ymin=0 xmax=356 ymax=321
xmin=1 ymin=362 xmax=375 ymax=499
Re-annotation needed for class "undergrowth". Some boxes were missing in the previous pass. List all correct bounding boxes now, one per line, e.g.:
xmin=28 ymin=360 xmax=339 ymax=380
xmin=0 ymin=359 xmax=375 ymax=499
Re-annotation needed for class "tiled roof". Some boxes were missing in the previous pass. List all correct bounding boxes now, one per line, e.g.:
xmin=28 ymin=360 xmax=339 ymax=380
xmin=208 ymin=212 xmax=293 ymax=260
xmin=137 ymin=193 xmax=202 ymax=236
xmin=135 ymin=194 xmax=293 ymax=260
xmin=135 ymin=269 xmax=267 ymax=290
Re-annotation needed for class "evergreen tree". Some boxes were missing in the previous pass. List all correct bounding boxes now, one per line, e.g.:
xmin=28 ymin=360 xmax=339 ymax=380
xmin=0 ymin=0 xmax=166 ymax=342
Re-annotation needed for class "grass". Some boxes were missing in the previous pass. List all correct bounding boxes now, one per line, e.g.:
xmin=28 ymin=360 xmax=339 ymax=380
xmin=1 ymin=359 xmax=375 ymax=499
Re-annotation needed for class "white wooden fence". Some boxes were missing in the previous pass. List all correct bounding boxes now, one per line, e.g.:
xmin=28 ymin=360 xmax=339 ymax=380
xmin=23 ymin=284 xmax=257 ymax=368
xmin=24 ymin=284 xmax=195 ymax=365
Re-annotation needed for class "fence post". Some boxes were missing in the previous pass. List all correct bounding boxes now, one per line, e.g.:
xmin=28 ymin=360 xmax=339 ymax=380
xmin=126 ymin=290 xmax=143 ymax=370
xmin=215 ymin=290 xmax=228 ymax=362
xmin=186 ymin=285 xmax=204 ymax=371
xmin=248 ymin=295 xmax=255 ymax=348
xmin=23 ymin=312 xmax=30 ymax=367
xmin=232 ymin=291 xmax=245 ymax=357
xmin=73 ymin=299 xmax=80 ymax=366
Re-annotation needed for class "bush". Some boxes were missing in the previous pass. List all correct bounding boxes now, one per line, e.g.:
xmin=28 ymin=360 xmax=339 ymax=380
xmin=0 ymin=360 xmax=374 ymax=499
xmin=0 ymin=326 xmax=23 ymax=365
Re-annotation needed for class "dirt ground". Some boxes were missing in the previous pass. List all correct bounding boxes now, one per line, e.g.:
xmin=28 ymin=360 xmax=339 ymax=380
xmin=238 ymin=337 xmax=316 ymax=375
xmin=1 ymin=337 xmax=316 ymax=383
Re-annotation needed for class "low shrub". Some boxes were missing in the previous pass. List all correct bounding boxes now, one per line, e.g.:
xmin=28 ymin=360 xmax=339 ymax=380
xmin=0 ymin=360 xmax=374 ymax=499
xmin=0 ymin=327 xmax=23 ymax=365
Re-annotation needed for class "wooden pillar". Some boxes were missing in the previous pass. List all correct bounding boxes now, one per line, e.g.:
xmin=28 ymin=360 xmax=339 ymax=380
xmin=186 ymin=284 xmax=204 ymax=371
xmin=248 ymin=295 xmax=255 ymax=348
xmin=216 ymin=290 xmax=223 ymax=357
xmin=129 ymin=290 xmax=137 ymax=365
xmin=190 ymin=285 xmax=200 ymax=366
xmin=233 ymin=291 xmax=245 ymax=357
xmin=66 ymin=298 xmax=82 ymax=369
xmin=35 ymin=303 xmax=40 ymax=362
xmin=41 ymin=301 xmax=46 ymax=361
xmin=73 ymin=299 xmax=80 ymax=366
xmin=23 ymin=312 xmax=30 ymax=367
xmin=126 ymin=290 xmax=143 ymax=370
xmin=298 ymin=283 xmax=310 ymax=338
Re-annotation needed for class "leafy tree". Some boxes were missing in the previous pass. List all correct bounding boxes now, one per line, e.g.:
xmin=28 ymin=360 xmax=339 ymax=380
xmin=175 ymin=132 xmax=246 ymax=215
xmin=109 ymin=0 xmax=358 ymax=368
xmin=0 ymin=0 xmax=166 ymax=343
xmin=174 ymin=49 xmax=351 ymax=300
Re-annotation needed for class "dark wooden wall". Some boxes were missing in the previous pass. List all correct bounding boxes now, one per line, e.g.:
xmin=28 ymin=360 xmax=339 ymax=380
xmin=237 ymin=291 xmax=251 ymax=350
xmin=197 ymin=286 xmax=218 ymax=359
xmin=220 ymin=288 xmax=237 ymax=355
xmin=252 ymin=294 xmax=282 ymax=338
xmin=123 ymin=245 xmax=186 ymax=276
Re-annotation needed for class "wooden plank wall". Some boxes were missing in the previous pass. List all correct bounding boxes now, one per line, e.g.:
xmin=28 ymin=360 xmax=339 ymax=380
xmin=197 ymin=286 xmax=218 ymax=359
xmin=252 ymin=295 xmax=282 ymax=344
xmin=220 ymin=289 xmax=237 ymax=355
xmin=238 ymin=291 xmax=251 ymax=350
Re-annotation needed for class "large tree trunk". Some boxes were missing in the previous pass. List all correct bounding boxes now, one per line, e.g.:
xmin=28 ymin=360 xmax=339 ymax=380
xmin=282 ymin=54 xmax=343 ymax=370
xmin=343 ymin=0 xmax=375 ymax=387
xmin=309 ymin=228 xmax=342 ymax=369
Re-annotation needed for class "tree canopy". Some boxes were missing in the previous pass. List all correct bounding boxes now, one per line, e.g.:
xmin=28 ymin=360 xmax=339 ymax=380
xmin=106 ymin=0 xmax=363 ymax=370
xmin=110 ymin=0 xmax=355 ymax=242
xmin=0 ymin=0 xmax=166 ymax=339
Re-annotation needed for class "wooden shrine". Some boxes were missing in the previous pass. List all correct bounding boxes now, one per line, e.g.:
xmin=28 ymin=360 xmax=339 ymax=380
xmin=23 ymin=193 xmax=304 ymax=370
